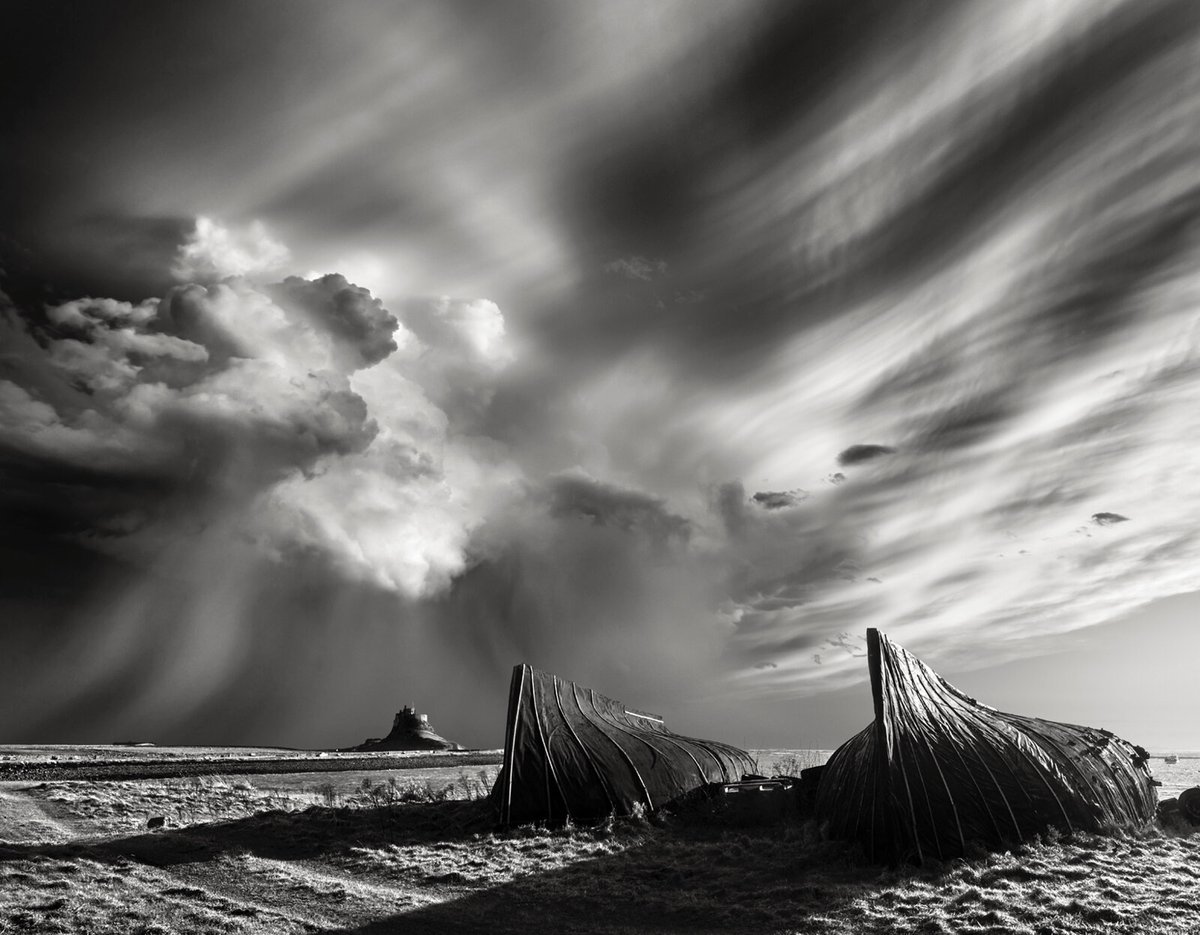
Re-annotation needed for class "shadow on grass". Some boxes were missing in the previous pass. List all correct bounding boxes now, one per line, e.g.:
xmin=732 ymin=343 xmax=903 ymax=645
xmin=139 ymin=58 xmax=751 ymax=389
xmin=312 ymin=824 xmax=1193 ymax=935
xmin=315 ymin=818 xmax=887 ymax=935
xmin=0 ymin=800 xmax=908 ymax=934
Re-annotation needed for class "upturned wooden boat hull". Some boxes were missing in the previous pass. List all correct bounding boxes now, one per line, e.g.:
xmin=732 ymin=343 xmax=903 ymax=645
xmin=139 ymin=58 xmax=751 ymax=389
xmin=492 ymin=664 xmax=756 ymax=826
xmin=815 ymin=629 xmax=1157 ymax=863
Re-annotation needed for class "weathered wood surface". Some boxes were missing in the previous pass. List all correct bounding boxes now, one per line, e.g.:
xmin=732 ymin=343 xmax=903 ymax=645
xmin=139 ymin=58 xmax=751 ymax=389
xmin=493 ymin=664 xmax=756 ymax=826
xmin=815 ymin=629 xmax=1157 ymax=863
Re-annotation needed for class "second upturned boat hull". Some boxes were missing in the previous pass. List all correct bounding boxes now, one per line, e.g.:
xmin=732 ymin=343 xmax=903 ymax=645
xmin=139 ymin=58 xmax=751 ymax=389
xmin=815 ymin=629 xmax=1157 ymax=863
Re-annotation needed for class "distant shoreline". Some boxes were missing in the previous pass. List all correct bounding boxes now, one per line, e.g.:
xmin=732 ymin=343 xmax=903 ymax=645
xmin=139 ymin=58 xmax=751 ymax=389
xmin=0 ymin=743 xmax=1190 ymax=784
xmin=0 ymin=750 xmax=503 ymax=783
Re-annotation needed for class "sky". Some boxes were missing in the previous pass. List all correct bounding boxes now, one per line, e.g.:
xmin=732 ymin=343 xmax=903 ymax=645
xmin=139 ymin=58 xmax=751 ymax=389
xmin=3 ymin=0 xmax=1200 ymax=751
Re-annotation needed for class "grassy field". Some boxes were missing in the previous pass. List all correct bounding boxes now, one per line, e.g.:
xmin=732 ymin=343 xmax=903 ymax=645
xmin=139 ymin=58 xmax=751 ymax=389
xmin=2 ymin=750 xmax=1199 ymax=933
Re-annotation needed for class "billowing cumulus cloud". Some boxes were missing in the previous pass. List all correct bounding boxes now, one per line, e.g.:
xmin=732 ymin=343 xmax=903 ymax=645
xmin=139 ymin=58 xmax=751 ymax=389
xmin=0 ymin=218 xmax=536 ymax=742
xmin=269 ymin=274 xmax=401 ymax=370
xmin=402 ymin=296 xmax=511 ymax=370
xmin=172 ymin=216 xmax=290 ymax=282
xmin=45 ymin=296 xmax=209 ymax=394
xmin=0 ymin=231 xmax=518 ymax=597
xmin=390 ymin=295 xmax=514 ymax=428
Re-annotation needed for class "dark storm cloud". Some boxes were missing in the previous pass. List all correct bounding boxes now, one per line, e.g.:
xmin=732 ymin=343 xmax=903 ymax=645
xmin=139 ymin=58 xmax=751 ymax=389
xmin=0 ymin=218 xmax=528 ymax=743
xmin=270 ymin=274 xmax=400 ymax=369
xmin=0 ymin=3 xmax=314 ymax=280
xmin=836 ymin=445 xmax=895 ymax=467
xmin=51 ymin=215 xmax=196 ymax=301
xmin=0 ymin=279 xmax=387 ymax=596
xmin=912 ymin=393 xmax=1017 ymax=454
xmin=722 ymin=486 xmax=818 ymax=536
xmin=751 ymin=490 xmax=807 ymax=510
xmin=413 ymin=474 xmax=738 ymax=721
xmin=156 ymin=285 xmax=249 ymax=368
xmin=0 ymin=217 xmax=194 ymax=312
xmin=1 ymin=263 xmax=420 ymax=546
xmin=0 ymin=445 xmax=180 ymax=546
xmin=168 ymin=368 xmax=378 ymax=469
xmin=710 ymin=481 xmax=748 ymax=537
xmin=13 ymin=284 xmax=377 ymax=470
xmin=546 ymin=472 xmax=690 ymax=547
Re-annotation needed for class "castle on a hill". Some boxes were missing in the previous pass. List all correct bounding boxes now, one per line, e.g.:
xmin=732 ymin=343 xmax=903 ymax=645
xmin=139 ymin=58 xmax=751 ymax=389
xmin=393 ymin=705 xmax=431 ymax=732
xmin=347 ymin=703 xmax=464 ymax=752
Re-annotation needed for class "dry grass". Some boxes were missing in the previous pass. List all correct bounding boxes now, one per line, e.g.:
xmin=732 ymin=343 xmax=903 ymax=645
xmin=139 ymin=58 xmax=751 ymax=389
xmin=24 ymin=776 xmax=318 ymax=835
xmin=5 ymin=769 xmax=1200 ymax=934
xmin=17 ymin=767 xmax=501 ymax=836
xmin=757 ymin=749 xmax=832 ymax=776
xmin=0 ymin=855 xmax=305 ymax=935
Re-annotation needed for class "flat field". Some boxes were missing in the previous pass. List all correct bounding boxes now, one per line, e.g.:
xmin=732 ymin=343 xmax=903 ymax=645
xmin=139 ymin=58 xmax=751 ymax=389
xmin=2 ymin=747 xmax=1199 ymax=934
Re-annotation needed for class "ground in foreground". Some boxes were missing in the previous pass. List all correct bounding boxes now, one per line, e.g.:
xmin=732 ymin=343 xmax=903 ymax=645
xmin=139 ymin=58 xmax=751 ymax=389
xmin=3 ymin=767 xmax=1200 ymax=934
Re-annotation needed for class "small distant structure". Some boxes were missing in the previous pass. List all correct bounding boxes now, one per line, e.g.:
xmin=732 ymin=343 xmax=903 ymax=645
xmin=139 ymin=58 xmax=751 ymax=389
xmin=348 ymin=704 xmax=464 ymax=752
